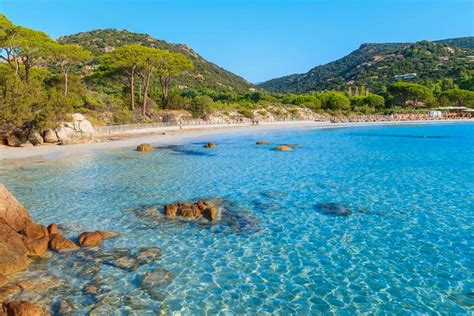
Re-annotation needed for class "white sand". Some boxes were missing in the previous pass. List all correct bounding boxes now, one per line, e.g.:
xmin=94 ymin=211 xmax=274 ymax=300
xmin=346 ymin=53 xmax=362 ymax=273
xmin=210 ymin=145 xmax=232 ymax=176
xmin=0 ymin=119 xmax=471 ymax=164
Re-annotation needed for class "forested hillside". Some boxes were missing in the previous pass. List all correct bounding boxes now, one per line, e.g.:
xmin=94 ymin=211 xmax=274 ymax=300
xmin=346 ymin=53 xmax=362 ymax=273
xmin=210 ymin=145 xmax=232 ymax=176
xmin=59 ymin=29 xmax=253 ymax=92
xmin=259 ymin=37 xmax=474 ymax=93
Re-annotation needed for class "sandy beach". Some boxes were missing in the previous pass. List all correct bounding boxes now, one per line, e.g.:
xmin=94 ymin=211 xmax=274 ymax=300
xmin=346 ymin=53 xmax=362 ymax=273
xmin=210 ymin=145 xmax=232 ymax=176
xmin=0 ymin=119 xmax=472 ymax=163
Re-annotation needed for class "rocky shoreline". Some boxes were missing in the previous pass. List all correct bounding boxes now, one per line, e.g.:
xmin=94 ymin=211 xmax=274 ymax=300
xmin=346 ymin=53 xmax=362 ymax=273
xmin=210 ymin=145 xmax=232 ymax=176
xmin=0 ymin=184 xmax=235 ymax=315
xmin=0 ymin=185 xmax=124 ymax=314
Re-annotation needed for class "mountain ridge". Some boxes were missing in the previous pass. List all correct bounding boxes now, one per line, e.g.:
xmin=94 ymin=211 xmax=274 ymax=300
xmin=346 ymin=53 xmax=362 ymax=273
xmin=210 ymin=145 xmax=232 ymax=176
xmin=259 ymin=36 xmax=474 ymax=93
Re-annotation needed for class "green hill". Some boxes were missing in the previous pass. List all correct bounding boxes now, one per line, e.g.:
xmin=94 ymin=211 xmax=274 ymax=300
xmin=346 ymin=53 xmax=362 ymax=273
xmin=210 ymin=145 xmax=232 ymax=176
xmin=59 ymin=29 xmax=253 ymax=92
xmin=259 ymin=37 xmax=474 ymax=93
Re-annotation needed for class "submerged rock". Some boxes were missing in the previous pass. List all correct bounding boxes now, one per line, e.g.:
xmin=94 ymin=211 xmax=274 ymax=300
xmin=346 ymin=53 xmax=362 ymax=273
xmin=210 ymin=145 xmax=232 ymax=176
xmin=283 ymin=143 xmax=302 ymax=148
xmin=96 ymin=230 xmax=119 ymax=239
xmin=136 ymin=143 xmax=154 ymax=152
xmin=16 ymin=274 xmax=63 ymax=293
xmin=141 ymin=269 xmax=173 ymax=289
xmin=275 ymin=145 xmax=292 ymax=152
xmin=315 ymin=203 xmax=352 ymax=216
xmin=107 ymin=257 xmax=138 ymax=272
xmin=203 ymin=142 xmax=217 ymax=149
xmin=136 ymin=247 xmax=162 ymax=263
xmin=0 ymin=284 xmax=21 ymax=302
xmin=2 ymin=301 xmax=47 ymax=316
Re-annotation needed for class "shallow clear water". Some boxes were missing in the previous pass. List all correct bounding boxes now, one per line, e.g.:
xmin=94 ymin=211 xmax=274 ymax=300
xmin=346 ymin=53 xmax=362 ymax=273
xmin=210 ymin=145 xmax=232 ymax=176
xmin=1 ymin=123 xmax=473 ymax=315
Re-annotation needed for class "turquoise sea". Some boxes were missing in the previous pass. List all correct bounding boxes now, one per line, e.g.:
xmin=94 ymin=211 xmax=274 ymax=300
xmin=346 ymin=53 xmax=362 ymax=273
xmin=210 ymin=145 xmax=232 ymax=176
xmin=1 ymin=123 xmax=473 ymax=314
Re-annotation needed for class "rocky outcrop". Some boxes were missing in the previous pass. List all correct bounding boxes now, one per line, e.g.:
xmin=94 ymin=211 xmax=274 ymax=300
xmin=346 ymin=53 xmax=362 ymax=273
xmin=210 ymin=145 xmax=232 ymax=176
xmin=164 ymin=200 xmax=218 ymax=221
xmin=0 ymin=274 xmax=7 ymax=287
xmin=46 ymin=224 xmax=58 ymax=236
xmin=27 ymin=130 xmax=43 ymax=146
xmin=0 ymin=185 xmax=81 ymax=275
xmin=136 ymin=144 xmax=154 ymax=152
xmin=0 ymin=185 xmax=32 ymax=232
xmin=203 ymin=142 xmax=217 ymax=149
xmin=0 ymin=243 xmax=29 ymax=275
xmin=55 ymin=114 xmax=97 ymax=145
xmin=42 ymin=130 xmax=58 ymax=144
xmin=2 ymin=113 xmax=97 ymax=148
xmin=158 ymin=110 xmax=193 ymax=123
xmin=1 ymin=301 xmax=47 ymax=316
xmin=256 ymin=141 xmax=271 ymax=145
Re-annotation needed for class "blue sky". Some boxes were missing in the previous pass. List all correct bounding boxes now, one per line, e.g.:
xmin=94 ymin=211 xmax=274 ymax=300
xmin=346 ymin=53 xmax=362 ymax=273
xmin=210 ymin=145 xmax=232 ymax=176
xmin=1 ymin=0 xmax=473 ymax=83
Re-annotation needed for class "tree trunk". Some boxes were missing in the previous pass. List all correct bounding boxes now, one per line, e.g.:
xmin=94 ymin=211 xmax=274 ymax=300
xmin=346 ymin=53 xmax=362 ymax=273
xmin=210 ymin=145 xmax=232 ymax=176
xmin=64 ymin=72 xmax=68 ymax=97
xmin=63 ymin=65 xmax=69 ymax=97
xmin=142 ymin=72 xmax=152 ymax=117
xmin=160 ymin=76 xmax=170 ymax=106
xmin=130 ymin=65 xmax=137 ymax=111
xmin=138 ymin=82 xmax=143 ymax=104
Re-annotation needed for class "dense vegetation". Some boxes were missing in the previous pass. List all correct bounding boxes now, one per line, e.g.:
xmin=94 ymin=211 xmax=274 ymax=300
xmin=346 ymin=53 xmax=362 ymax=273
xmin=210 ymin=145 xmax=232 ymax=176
xmin=59 ymin=29 xmax=252 ymax=92
xmin=0 ymin=14 xmax=473 ymax=133
xmin=259 ymin=38 xmax=474 ymax=93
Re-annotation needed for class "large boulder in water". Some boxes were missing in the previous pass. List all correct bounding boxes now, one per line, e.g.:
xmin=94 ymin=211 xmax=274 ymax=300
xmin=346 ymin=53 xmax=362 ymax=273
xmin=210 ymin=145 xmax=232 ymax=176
xmin=275 ymin=145 xmax=292 ymax=152
xmin=0 ymin=185 xmax=32 ymax=232
xmin=136 ymin=144 xmax=154 ymax=152
xmin=203 ymin=142 xmax=217 ymax=149
xmin=49 ymin=234 xmax=78 ymax=252
xmin=315 ymin=203 xmax=352 ymax=216
xmin=78 ymin=231 xmax=103 ymax=247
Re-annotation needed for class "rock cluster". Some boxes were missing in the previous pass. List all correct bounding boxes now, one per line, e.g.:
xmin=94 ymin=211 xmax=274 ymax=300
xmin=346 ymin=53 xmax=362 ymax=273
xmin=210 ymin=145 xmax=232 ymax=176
xmin=0 ymin=184 xmax=119 ymax=273
xmin=0 ymin=184 xmax=82 ymax=274
xmin=0 ymin=113 xmax=97 ymax=148
xmin=164 ymin=200 xmax=218 ymax=221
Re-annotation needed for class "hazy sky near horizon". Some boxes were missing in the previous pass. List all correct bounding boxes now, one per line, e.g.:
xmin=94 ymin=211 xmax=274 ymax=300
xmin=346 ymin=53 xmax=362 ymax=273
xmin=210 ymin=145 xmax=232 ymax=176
xmin=1 ymin=0 xmax=473 ymax=83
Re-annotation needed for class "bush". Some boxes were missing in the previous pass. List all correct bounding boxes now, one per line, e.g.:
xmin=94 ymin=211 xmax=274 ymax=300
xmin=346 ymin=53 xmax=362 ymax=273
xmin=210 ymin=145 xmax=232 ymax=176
xmin=188 ymin=95 xmax=214 ymax=118
xmin=239 ymin=108 xmax=254 ymax=118
xmin=320 ymin=91 xmax=351 ymax=110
